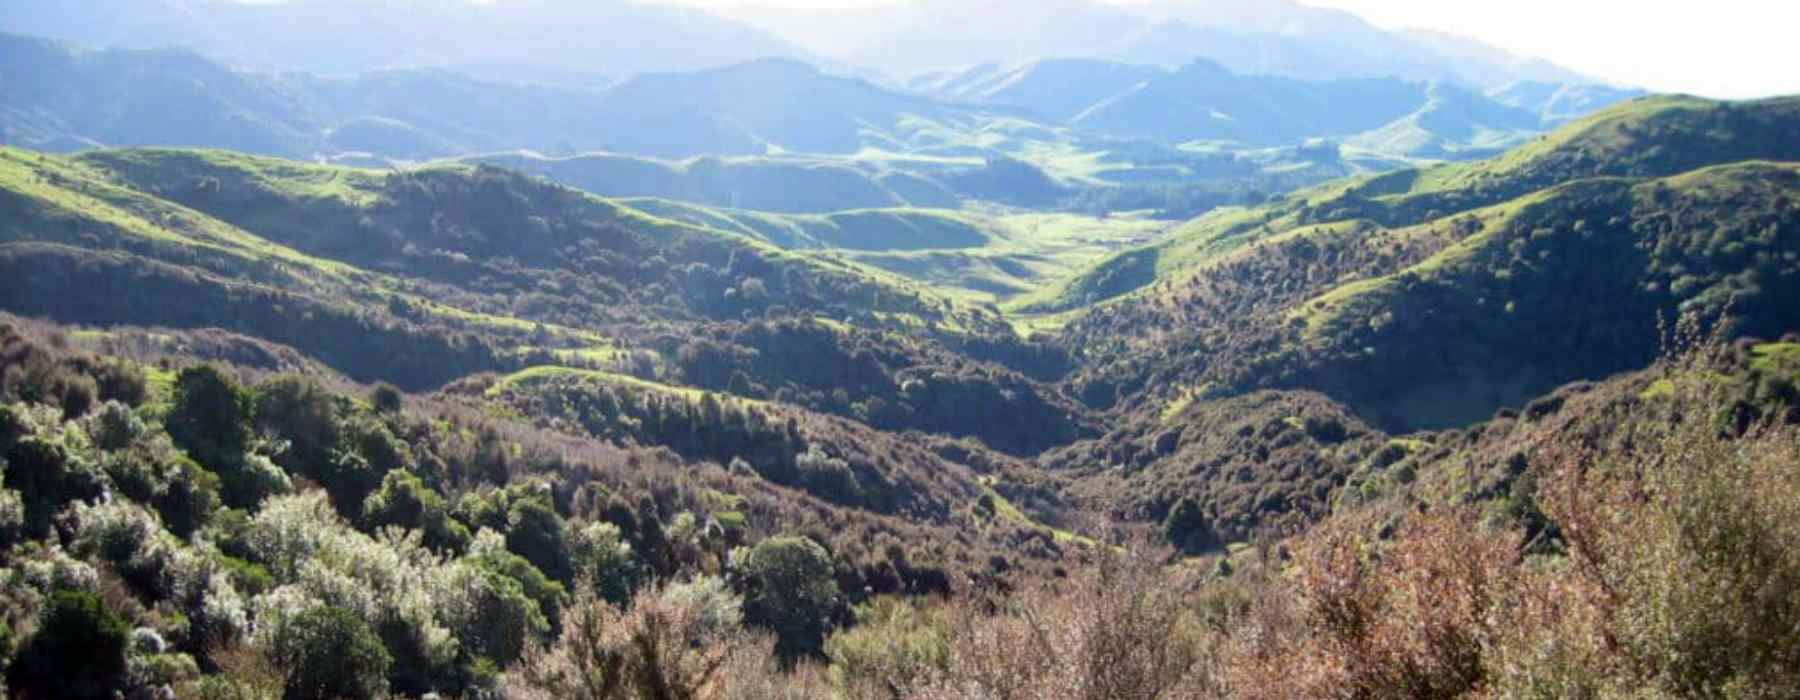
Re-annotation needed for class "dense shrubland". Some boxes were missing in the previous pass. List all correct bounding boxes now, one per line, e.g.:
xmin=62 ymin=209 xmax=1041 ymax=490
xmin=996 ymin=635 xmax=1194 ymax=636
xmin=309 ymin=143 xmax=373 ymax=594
xmin=0 ymin=318 xmax=1085 ymax=698
xmin=3 ymin=303 xmax=1798 ymax=699
xmin=1057 ymin=106 xmax=1800 ymax=432
xmin=667 ymin=318 xmax=1091 ymax=455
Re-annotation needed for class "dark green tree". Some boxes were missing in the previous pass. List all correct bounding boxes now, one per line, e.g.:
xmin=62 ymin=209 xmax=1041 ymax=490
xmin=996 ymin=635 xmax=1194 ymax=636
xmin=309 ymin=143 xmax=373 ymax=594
xmin=735 ymin=535 xmax=840 ymax=662
xmin=169 ymin=366 xmax=281 ymax=508
xmin=269 ymin=606 xmax=392 ymax=700
xmin=154 ymin=456 xmax=223 ymax=539
xmin=364 ymin=470 xmax=470 ymax=552
xmin=506 ymin=497 xmax=574 ymax=584
xmin=252 ymin=375 xmax=340 ymax=470
xmin=168 ymin=365 xmax=253 ymax=467
xmin=8 ymin=590 xmax=130 ymax=700
xmin=369 ymin=382 xmax=405 ymax=414
xmin=1163 ymin=496 xmax=1220 ymax=555
xmin=7 ymin=435 xmax=103 ymax=538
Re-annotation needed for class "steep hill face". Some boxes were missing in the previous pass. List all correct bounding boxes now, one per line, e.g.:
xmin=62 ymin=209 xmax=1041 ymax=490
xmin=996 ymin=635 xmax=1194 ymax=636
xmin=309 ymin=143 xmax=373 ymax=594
xmin=0 ymin=36 xmax=1010 ymax=163
xmin=1488 ymin=81 xmax=1651 ymax=125
xmin=0 ymin=147 xmax=984 ymax=371
xmin=1270 ymin=163 xmax=1800 ymax=429
xmin=1067 ymin=60 xmax=1492 ymax=146
xmin=910 ymin=59 xmax=1165 ymax=123
xmin=1049 ymin=96 xmax=1800 ymax=434
xmin=1 ymin=30 xmax=1645 ymax=224
xmin=0 ymin=35 xmax=322 ymax=156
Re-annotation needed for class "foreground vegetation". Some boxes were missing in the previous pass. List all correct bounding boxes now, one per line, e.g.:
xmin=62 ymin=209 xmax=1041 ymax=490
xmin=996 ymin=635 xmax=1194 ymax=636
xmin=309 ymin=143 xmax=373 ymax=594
xmin=2 ymin=304 xmax=1797 ymax=699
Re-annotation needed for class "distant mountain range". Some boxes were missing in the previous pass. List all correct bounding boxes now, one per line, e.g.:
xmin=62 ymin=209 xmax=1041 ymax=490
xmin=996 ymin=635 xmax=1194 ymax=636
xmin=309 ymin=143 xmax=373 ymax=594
xmin=0 ymin=0 xmax=811 ymax=79
xmin=915 ymin=58 xmax=1644 ymax=157
xmin=0 ymin=33 xmax=1002 ymax=165
xmin=2 ymin=0 xmax=1625 ymax=98
xmin=1 ymin=32 xmax=1641 ymax=170
xmin=719 ymin=0 xmax=1607 ymax=89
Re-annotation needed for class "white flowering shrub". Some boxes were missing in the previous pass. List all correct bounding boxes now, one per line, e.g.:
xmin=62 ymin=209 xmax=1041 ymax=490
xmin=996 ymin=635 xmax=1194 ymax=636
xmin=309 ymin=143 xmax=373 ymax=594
xmin=3 ymin=545 xmax=100 ymax=596
xmin=437 ymin=558 xmax=549 ymax=666
xmin=661 ymin=575 xmax=743 ymax=640
xmin=245 ymin=493 xmax=462 ymax=687
xmin=239 ymin=492 xmax=336 ymax=580
xmin=68 ymin=501 xmax=164 ymax=568
xmin=570 ymin=520 xmax=638 ymax=605
xmin=0 ymin=487 xmax=23 ymax=547
xmin=85 ymin=400 xmax=148 ymax=451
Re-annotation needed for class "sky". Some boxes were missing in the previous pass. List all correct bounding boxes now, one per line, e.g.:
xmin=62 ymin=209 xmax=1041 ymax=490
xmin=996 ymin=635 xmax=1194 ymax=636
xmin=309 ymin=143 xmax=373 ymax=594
xmin=1298 ymin=0 xmax=1799 ymax=98
xmin=661 ymin=0 xmax=1800 ymax=98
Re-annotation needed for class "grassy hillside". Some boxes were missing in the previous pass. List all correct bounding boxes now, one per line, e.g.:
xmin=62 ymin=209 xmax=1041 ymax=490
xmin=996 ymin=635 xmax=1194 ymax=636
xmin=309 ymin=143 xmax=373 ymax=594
xmin=616 ymin=199 xmax=1169 ymax=305
xmin=0 ymin=147 xmax=1024 ymax=380
xmin=616 ymin=201 xmax=994 ymax=251
xmin=1046 ymin=96 xmax=1800 ymax=437
xmin=0 ymin=146 xmax=1118 ymax=459
xmin=470 ymin=152 xmax=954 ymax=213
xmin=1039 ymin=95 xmax=1800 ymax=312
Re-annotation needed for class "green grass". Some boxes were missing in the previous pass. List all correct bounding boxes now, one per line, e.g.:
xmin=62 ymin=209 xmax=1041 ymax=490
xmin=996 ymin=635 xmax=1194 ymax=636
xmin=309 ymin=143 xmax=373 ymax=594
xmin=80 ymin=148 xmax=388 ymax=206
xmin=1750 ymin=343 xmax=1800 ymax=375
xmin=1 ymin=148 xmax=626 ymax=347
xmin=487 ymin=366 xmax=773 ymax=411
xmin=612 ymin=197 xmax=1166 ymax=309
xmin=619 ymin=199 xmax=996 ymax=251
xmin=1024 ymin=95 xmax=1779 ymax=319
xmin=975 ymin=477 xmax=1094 ymax=547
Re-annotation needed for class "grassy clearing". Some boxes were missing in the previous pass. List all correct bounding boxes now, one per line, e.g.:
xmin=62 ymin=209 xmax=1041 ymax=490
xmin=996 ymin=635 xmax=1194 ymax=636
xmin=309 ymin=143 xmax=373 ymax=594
xmin=80 ymin=148 xmax=389 ymax=207
xmin=0 ymin=148 xmax=363 ymax=281
xmin=1751 ymin=343 xmax=1800 ymax=375
xmin=975 ymin=477 xmax=1094 ymax=547
xmin=488 ymin=366 xmax=773 ymax=412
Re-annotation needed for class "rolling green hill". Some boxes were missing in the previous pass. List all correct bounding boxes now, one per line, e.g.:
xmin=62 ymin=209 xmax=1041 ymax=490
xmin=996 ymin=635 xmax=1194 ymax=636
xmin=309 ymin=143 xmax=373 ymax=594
xmin=0 ymin=147 xmax=1013 ymax=385
xmin=1045 ymin=95 xmax=1800 ymax=434
xmin=1037 ymin=95 xmax=1800 ymax=312
xmin=468 ymin=152 xmax=964 ymax=214
xmin=0 ymin=146 xmax=1108 ymax=456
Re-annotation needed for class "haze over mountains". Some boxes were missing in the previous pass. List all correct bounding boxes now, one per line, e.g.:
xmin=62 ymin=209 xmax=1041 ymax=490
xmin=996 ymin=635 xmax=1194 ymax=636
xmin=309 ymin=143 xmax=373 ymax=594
xmin=716 ymin=0 xmax=1600 ymax=87
xmin=0 ymin=0 xmax=810 ymax=80
xmin=3 ymin=0 xmax=1622 ymax=92
xmin=1 ymin=0 xmax=1799 ymax=697
xmin=0 ymin=26 xmax=1645 ymax=222
xmin=0 ymin=0 xmax=1651 ymax=208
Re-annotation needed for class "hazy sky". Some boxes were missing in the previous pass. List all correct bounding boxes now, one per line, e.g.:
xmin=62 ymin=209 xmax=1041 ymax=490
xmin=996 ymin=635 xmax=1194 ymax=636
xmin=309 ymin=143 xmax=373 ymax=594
xmin=1300 ymin=0 xmax=1798 ymax=98
xmin=664 ymin=0 xmax=1799 ymax=98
